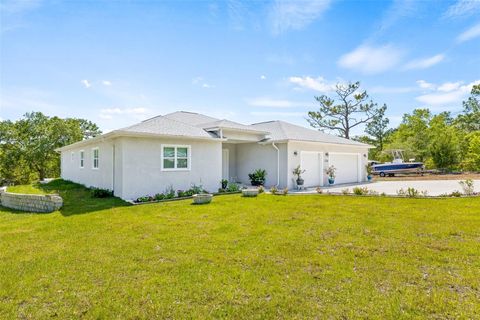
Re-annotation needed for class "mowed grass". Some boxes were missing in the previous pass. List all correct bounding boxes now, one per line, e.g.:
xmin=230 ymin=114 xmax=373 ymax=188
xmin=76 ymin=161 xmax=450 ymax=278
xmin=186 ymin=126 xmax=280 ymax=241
xmin=1 ymin=181 xmax=479 ymax=319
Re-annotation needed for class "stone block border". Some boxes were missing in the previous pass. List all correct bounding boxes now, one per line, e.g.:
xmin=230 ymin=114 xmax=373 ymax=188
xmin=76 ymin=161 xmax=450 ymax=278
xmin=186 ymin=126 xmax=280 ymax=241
xmin=0 ymin=189 xmax=63 ymax=213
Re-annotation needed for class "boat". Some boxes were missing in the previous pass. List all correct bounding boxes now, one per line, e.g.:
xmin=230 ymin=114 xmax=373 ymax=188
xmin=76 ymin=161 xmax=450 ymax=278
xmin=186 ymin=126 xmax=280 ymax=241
xmin=372 ymin=150 xmax=424 ymax=177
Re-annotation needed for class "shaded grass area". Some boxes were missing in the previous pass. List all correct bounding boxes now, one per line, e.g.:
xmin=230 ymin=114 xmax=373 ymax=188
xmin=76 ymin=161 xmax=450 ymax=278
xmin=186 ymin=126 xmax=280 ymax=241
xmin=1 ymin=181 xmax=479 ymax=318
xmin=7 ymin=180 xmax=128 ymax=216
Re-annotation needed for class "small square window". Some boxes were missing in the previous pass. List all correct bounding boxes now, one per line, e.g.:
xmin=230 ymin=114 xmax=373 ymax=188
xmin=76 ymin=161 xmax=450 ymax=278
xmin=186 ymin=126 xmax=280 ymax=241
xmin=163 ymin=158 xmax=175 ymax=169
xmin=162 ymin=145 xmax=190 ymax=170
xmin=163 ymin=147 xmax=175 ymax=158
xmin=177 ymin=158 xmax=188 ymax=168
xmin=177 ymin=147 xmax=188 ymax=157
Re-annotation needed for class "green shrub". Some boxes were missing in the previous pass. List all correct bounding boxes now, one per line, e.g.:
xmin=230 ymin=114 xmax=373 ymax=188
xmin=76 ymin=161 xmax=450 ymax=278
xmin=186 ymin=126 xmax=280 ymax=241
xmin=226 ymin=183 xmax=240 ymax=192
xmin=353 ymin=187 xmax=369 ymax=195
xmin=135 ymin=196 xmax=152 ymax=203
xmin=270 ymin=186 xmax=278 ymax=195
xmin=164 ymin=186 xmax=175 ymax=199
xmin=282 ymin=187 xmax=289 ymax=195
xmin=154 ymin=193 xmax=165 ymax=201
xmin=248 ymin=169 xmax=267 ymax=186
xmin=449 ymin=190 xmax=462 ymax=197
xmin=459 ymin=179 xmax=475 ymax=196
xmin=342 ymin=188 xmax=350 ymax=195
xmin=90 ymin=187 xmax=114 ymax=198
xmin=258 ymin=185 xmax=265 ymax=194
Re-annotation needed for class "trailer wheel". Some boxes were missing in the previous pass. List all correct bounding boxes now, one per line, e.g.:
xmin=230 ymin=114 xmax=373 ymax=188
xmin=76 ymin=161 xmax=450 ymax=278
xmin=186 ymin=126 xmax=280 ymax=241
xmin=379 ymin=172 xmax=386 ymax=177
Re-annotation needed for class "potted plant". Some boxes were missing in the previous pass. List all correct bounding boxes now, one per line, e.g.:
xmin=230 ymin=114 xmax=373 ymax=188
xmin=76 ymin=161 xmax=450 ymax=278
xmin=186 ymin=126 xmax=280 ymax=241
xmin=292 ymin=165 xmax=306 ymax=187
xmin=366 ymin=163 xmax=373 ymax=182
xmin=325 ymin=165 xmax=336 ymax=185
xmin=248 ymin=169 xmax=267 ymax=186
xmin=221 ymin=179 xmax=228 ymax=190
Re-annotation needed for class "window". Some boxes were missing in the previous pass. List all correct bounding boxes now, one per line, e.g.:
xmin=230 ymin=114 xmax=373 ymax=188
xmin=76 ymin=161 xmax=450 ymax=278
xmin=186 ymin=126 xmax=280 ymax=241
xmin=92 ymin=148 xmax=99 ymax=169
xmin=80 ymin=150 xmax=84 ymax=168
xmin=162 ymin=145 xmax=190 ymax=170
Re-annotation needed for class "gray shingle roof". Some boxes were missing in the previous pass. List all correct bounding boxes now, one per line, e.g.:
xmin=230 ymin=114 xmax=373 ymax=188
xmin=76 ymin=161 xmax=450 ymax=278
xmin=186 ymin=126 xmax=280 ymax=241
xmin=119 ymin=115 xmax=214 ymax=139
xmin=200 ymin=119 xmax=269 ymax=133
xmin=251 ymin=120 xmax=370 ymax=146
xmin=163 ymin=111 xmax=220 ymax=126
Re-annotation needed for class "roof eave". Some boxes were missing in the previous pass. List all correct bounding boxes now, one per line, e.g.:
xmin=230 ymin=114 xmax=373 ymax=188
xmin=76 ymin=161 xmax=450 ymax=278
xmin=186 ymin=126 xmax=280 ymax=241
xmin=204 ymin=126 xmax=270 ymax=135
xmin=55 ymin=130 xmax=223 ymax=152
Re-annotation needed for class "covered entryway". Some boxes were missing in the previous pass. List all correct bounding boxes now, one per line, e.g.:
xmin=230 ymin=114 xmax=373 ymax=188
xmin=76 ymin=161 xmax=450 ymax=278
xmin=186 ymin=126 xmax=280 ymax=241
xmin=329 ymin=153 xmax=360 ymax=184
xmin=300 ymin=151 xmax=323 ymax=187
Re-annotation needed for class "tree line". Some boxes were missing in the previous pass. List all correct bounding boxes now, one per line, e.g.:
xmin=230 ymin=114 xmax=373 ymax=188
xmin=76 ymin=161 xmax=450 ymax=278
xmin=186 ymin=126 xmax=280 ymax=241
xmin=0 ymin=112 xmax=101 ymax=184
xmin=307 ymin=82 xmax=480 ymax=171
xmin=0 ymin=83 xmax=478 ymax=185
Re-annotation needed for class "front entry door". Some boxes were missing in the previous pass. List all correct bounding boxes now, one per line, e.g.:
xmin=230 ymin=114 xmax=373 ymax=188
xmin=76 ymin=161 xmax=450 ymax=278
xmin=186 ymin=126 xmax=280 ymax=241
xmin=222 ymin=149 xmax=229 ymax=181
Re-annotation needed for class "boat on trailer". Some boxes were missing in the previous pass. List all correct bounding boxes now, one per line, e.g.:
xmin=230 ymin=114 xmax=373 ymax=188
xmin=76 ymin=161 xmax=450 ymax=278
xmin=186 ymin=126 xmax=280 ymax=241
xmin=372 ymin=150 xmax=424 ymax=177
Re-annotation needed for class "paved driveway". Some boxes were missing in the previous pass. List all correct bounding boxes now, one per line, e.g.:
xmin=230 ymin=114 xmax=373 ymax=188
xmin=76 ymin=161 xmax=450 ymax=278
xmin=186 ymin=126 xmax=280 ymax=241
xmin=298 ymin=179 xmax=479 ymax=196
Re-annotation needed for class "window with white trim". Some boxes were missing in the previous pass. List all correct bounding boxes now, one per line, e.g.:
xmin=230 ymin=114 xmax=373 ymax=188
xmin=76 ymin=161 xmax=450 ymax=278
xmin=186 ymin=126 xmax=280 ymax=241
xmin=80 ymin=150 xmax=85 ymax=168
xmin=162 ymin=145 xmax=190 ymax=170
xmin=92 ymin=148 xmax=99 ymax=169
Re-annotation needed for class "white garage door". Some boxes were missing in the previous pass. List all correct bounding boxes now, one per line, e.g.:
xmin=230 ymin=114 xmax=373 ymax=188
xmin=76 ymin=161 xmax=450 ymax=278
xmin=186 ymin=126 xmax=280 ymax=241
xmin=329 ymin=153 xmax=360 ymax=184
xmin=300 ymin=152 xmax=323 ymax=187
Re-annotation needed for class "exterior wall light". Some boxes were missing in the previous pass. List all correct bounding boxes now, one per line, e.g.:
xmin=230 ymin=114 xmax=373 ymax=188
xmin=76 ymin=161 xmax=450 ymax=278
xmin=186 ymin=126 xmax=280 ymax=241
xmin=293 ymin=151 xmax=298 ymax=156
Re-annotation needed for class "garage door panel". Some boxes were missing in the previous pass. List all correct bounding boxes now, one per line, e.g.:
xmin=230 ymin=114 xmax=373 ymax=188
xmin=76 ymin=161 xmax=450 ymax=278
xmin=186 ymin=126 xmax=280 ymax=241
xmin=329 ymin=153 xmax=359 ymax=184
xmin=300 ymin=152 xmax=323 ymax=187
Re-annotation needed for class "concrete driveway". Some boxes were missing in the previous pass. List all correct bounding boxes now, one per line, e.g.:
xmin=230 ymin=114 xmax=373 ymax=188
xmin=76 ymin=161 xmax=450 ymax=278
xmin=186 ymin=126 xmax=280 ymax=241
xmin=299 ymin=179 xmax=479 ymax=196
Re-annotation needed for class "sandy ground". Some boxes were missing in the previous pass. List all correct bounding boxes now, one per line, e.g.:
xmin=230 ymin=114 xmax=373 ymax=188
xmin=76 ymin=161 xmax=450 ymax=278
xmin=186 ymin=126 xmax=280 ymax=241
xmin=374 ymin=173 xmax=480 ymax=181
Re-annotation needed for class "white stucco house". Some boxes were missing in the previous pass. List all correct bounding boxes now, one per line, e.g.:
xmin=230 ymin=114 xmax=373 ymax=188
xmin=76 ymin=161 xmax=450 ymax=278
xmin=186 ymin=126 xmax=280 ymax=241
xmin=57 ymin=111 xmax=373 ymax=200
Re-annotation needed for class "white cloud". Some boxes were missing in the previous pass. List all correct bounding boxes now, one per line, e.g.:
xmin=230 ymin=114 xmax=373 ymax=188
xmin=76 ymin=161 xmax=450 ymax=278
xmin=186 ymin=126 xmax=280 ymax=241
xmin=338 ymin=44 xmax=404 ymax=74
xmin=247 ymin=97 xmax=310 ymax=108
xmin=260 ymin=75 xmax=267 ymax=80
xmin=444 ymin=0 xmax=480 ymax=19
xmin=457 ymin=23 xmax=480 ymax=43
xmin=416 ymin=80 xmax=435 ymax=90
xmin=403 ymin=54 xmax=445 ymax=70
xmin=377 ymin=0 xmax=418 ymax=32
xmin=81 ymin=80 xmax=91 ymax=88
xmin=288 ymin=76 xmax=336 ymax=92
xmin=102 ymin=80 xmax=112 ymax=86
xmin=269 ymin=0 xmax=331 ymax=34
xmin=99 ymin=107 xmax=150 ymax=120
xmin=415 ymin=80 xmax=480 ymax=107
xmin=437 ymin=81 xmax=463 ymax=92
xmin=192 ymin=76 xmax=214 ymax=89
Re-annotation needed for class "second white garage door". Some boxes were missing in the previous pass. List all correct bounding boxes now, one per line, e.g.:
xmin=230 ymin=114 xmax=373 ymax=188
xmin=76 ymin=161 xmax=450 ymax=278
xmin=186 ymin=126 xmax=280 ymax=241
xmin=329 ymin=153 xmax=360 ymax=184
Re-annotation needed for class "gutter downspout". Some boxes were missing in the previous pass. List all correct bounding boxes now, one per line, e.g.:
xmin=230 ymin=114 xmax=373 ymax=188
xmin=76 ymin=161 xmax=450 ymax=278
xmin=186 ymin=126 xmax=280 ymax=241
xmin=112 ymin=143 xmax=115 ymax=195
xmin=272 ymin=142 xmax=280 ymax=187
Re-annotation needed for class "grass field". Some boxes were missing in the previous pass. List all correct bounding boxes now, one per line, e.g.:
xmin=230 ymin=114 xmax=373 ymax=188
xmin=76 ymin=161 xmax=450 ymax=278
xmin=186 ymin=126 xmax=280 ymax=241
xmin=1 ymin=181 xmax=479 ymax=319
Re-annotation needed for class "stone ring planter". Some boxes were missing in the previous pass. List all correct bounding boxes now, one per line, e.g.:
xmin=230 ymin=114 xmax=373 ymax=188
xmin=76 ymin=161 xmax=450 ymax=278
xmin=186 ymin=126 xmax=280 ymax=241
xmin=192 ymin=194 xmax=213 ymax=204
xmin=242 ymin=189 xmax=259 ymax=197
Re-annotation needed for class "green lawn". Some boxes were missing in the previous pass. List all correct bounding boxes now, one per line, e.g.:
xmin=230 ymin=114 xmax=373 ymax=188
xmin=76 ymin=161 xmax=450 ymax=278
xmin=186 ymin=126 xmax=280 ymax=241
xmin=1 ymin=181 xmax=479 ymax=319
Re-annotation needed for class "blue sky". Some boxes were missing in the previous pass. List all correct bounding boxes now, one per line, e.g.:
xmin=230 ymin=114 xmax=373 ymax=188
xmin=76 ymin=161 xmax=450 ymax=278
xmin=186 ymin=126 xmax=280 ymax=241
xmin=1 ymin=0 xmax=479 ymax=134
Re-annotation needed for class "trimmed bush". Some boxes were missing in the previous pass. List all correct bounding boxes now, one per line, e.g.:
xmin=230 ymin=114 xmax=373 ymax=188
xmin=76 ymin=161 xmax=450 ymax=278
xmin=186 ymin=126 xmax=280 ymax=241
xmin=91 ymin=188 xmax=114 ymax=198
